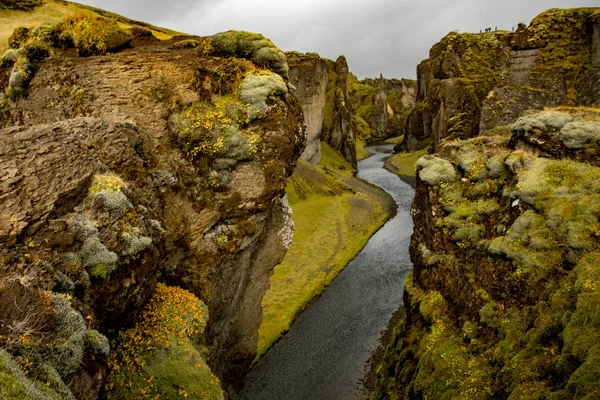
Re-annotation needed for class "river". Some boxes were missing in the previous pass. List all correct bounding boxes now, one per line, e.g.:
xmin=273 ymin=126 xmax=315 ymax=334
xmin=240 ymin=145 xmax=415 ymax=400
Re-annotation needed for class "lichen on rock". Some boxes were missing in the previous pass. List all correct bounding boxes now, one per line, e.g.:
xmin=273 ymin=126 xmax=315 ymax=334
xmin=416 ymin=155 xmax=457 ymax=185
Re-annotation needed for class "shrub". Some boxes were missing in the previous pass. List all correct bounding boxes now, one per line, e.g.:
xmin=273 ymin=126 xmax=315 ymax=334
xmin=107 ymin=284 xmax=224 ymax=399
xmin=46 ymin=295 xmax=86 ymax=378
xmin=62 ymin=13 xmax=132 ymax=56
xmin=169 ymin=39 xmax=200 ymax=49
xmin=85 ymin=329 xmax=110 ymax=358
xmin=129 ymin=26 xmax=153 ymax=38
xmin=8 ymin=27 xmax=30 ymax=49
xmin=78 ymin=237 xmax=118 ymax=280
xmin=23 ymin=41 xmax=50 ymax=63
xmin=170 ymin=96 xmax=260 ymax=167
xmin=122 ymin=231 xmax=152 ymax=257
xmin=29 ymin=23 xmax=72 ymax=49
xmin=87 ymin=191 xmax=132 ymax=218
xmin=238 ymin=72 xmax=288 ymax=120
xmin=7 ymin=57 xmax=34 ymax=99
xmin=1 ymin=48 xmax=21 ymax=68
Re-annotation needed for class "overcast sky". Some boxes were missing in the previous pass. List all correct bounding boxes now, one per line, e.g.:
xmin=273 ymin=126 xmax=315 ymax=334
xmin=77 ymin=0 xmax=597 ymax=79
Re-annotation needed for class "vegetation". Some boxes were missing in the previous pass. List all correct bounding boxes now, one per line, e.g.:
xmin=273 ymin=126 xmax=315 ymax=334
xmin=209 ymin=31 xmax=289 ymax=80
xmin=374 ymin=109 xmax=600 ymax=398
xmin=258 ymin=142 xmax=392 ymax=356
xmin=386 ymin=147 xmax=429 ymax=177
xmin=0 ymin=0 xmax=179 ymax=47
xmin=170 ymin=96 xmax=260 ymax=180
xmin=107 ymin=284 xmax=224 ymax=399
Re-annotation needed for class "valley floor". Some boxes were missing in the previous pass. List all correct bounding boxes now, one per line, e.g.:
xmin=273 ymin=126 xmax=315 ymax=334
xmin=257 ymin=143 xmax=395 ymax=356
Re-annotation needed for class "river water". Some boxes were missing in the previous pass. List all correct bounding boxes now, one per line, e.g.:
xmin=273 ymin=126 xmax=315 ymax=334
xmin=240 ymin=145 xmax=415 ymax=400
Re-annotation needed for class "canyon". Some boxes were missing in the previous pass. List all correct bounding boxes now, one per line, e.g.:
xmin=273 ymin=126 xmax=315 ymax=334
xmin=0 ymin=2 xmax=600 ymax=400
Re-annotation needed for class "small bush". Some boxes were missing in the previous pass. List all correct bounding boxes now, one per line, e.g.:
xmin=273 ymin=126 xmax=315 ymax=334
xmin=7 ymin=56 xmax=34 ymax=99
xmin=62 ymin=13 xmax=132 ymax=56
xmin=122 ymin=231 xmax=152 ymax=257
xmin=1 ymin=48 xmax=21 ymax=68
xmin=87 ymin=191 xmax=132 ymax=218
xmin=169 ymin=39 xmax=200 ymax=49
xmin=78 ymin=237 xmax=118 ymax=279
xmin=170 ymin=96 xmax=260 ymax=167
xmin=47 ymin=295 xmax=86 ymax=378
xmin=107 ymin=284 xmax=223 ymax=399
xmin=85 ymin=329 xmax=110 ymax=358
xmin=129 ymin=26 xmax=153 ymax=38
xmin=8 ymin=27 xmax=30 ymax=49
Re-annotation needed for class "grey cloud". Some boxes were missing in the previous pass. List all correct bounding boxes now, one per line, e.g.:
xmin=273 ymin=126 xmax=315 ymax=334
xmin=76 ymin=0 xmax=598 ymax=79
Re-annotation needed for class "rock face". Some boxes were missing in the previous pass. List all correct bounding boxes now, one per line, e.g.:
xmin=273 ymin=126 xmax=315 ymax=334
xmin=374 ymin=108 xmax=600 ymax=399
xmin=327 ymin=56 xmax=358 ymax=168
xmin=403 ymin=8 xmax=600 ymax=152
xmin=352 ymin=75 xmax=417 ymax=141
xmin=0 ymin=28 xmax=305 ymax=398
xmin=287 ymin=53 xmax=357 ymax=168
xmin=287 ymin=52 xmax=329 ymax=164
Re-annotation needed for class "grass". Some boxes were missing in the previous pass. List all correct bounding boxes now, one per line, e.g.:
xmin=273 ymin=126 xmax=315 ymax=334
xmin=356 ymin=137 xmax=371 ymax=161
xmin=387 ymin=147 xmax=429 ymax=176
xmin=0 ymin=0 xmax=179 ymax=47
xmin=384 ymin=135 xmax=403 ymax=145
xmin=257 ymin=142 xmax=391 ymax=357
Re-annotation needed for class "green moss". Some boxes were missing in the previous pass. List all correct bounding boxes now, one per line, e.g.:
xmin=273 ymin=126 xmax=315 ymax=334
xmin=416 ymin=155 xmax=457 ymax=186
xmin=108 ymin=284 xmax=223 ymax=399
xmin=387 ymin=147 xmax=429 ymax=177
xmin=170 ymin=96 xmax=260 ymax=174
xmin=238 ymin=71 xmax=288 ymax=120
xmin=566 ymin=346 xmax=600 ymax=398
xmin=209 ymin=30 xmax=288 ymax=79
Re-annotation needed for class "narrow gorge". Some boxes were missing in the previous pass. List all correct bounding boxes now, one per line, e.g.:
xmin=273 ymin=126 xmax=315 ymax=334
xmin=1 ymin=2 xmax=600 ymax=400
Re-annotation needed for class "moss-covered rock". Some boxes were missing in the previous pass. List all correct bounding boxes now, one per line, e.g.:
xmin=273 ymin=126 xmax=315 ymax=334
xmin=375 ymin=108 xmax=600 ymax=398
xmin=416 ymin=155 xmax=457 ymax=186
xmin=107 ymin=284 xmax=224 ymax=399
xmin=239 ymin=72 xmax=288 ymax=120
xmin=210 ymin=31 xmax=289 ymax=80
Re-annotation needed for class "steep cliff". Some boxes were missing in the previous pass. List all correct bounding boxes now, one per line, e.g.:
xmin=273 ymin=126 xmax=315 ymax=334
xmin=374 ymin=108 xmax=600 ymax=398
xmin=286 ymin=52 xmax=328 ymax=165
xmin=350 ymin=74 xmax=417 ymax=142
xmin=0 ymin=14 xmax=304 ymax=399
xmin=403 ymin=8 xmax=600 ymax=152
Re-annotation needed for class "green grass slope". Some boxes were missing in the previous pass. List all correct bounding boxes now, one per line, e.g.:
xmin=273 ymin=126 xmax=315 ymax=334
xmin=257 ymin=143 xmax=394 ymax=357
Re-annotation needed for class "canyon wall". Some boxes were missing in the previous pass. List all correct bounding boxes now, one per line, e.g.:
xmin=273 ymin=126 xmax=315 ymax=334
xmin=351 ymin=75 xmax=417 ymax=141
xmin=403 ymin=8 xmax=600 ymax=152
xmin=0 ymin=23 xmax=305 ymax=398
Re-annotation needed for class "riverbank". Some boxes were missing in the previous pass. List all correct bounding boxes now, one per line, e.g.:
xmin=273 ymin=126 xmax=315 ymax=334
xmin=257 ymin=143 xmax=395 ymax=358
xmin=241 ymin=145 xmax=414 ymax=400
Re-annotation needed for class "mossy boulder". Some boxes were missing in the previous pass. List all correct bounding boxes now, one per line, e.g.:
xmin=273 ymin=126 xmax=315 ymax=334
xmin=239 ymin=72 xmax=288 ymax=120
xmin=210 ymin=31 xmax=289 ymax=80
xmin=416 ymin=155 xmax=457 ymax=186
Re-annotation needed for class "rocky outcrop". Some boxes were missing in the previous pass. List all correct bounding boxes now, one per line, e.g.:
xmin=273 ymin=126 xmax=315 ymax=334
xmin=403 ymin=8 xmax=600 ymax=152
xmin=287 ymin=52 xmax=329 ymax=164
xmin=374 ymin=108 xmax=600 ymax=399
xmin=0 ymin=26 xmax=304 ymax=398
xmin=326 ymin=56 xmax=357 ymax=168
xmin=287 ymin=53 xmax=357 ymax=168
xmin=352 ymin=75 xmax=417 ymax=141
